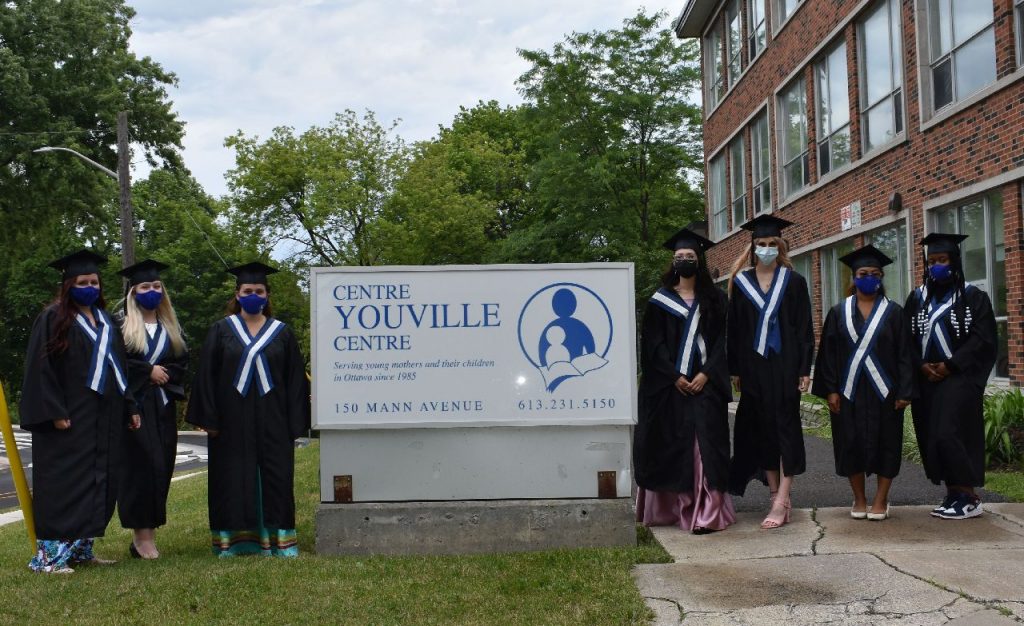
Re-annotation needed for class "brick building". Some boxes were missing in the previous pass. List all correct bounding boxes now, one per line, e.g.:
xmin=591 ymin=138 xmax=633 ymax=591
xmin=675 ymin=0 xmax=1024 ymax=386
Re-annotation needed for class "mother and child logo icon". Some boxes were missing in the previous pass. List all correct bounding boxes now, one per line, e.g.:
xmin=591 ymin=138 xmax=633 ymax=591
xmin=517 ymin=284 xmax=613 ymax=392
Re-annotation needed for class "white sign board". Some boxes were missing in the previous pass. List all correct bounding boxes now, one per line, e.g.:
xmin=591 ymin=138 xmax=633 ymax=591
xmin=311 ymin=263 xmax=637 ymax=429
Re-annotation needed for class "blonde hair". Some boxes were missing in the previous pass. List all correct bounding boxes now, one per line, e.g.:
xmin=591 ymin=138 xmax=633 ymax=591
xmin=727 ymin=237 xmax=794 ymax=296
xmin=121 ymin=286 xmax=187 ymax=356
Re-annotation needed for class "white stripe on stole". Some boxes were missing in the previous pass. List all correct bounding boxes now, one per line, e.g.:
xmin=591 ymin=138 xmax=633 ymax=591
xmin=841 ymin=296 xmax=891 ymax=401
xmin=735 ymin=267 xmax=788 ymax=357
xmin=147 ymin=324 xmax=170 ymax=406
xmin=650 ymin=290 xmax=705 ymax=376
xmin=227 ymin=315 xmax=284 ymax=395
xmin=75 ymin=310 xmax=127 ymax=394
xmin=919 ymin=286 xmax=956 ymax=359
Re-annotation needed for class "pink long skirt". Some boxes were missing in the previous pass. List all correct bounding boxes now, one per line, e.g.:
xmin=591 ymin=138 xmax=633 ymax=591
xmin=636 ymin=439 xmax=736 ymax=532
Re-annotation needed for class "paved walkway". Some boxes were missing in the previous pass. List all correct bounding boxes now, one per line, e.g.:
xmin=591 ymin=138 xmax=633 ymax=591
xmin=634 ymin=504 xmax=1024 ymax=625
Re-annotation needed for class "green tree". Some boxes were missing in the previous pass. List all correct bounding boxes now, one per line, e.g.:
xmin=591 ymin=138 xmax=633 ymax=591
xmin=225 ymin=110 xmax=408 ymax=268
xmin=510 ymin=9 xmax=705 ymax=295
xmin=376 ymin=101 xmax=532 ymax=265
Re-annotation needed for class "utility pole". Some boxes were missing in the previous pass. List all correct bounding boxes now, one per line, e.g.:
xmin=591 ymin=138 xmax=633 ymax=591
xmin=117 ymin=111 xmax=135 ymax=268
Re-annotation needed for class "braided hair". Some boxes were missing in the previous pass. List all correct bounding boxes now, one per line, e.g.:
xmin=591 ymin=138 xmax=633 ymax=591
xmin=914 ymin=247 xmax=973 ymax=340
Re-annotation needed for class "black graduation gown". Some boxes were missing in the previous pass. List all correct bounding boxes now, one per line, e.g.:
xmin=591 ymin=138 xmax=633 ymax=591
xmin=19 ymin=305 xmax=137 ymax=540
xmin=634 ymin=289 xmax=732 ymax=493
xmin=727 ymin=268 xmax=814 ymax=495
xmin=811 ymin=297 xmax=916 ymax=478
xmin=904 ymin=284 xmax=997 ymax=487
xmin=118 ymin=324 xmax=189 ymax=529
xmin=185 ymin=316 xmax=309 ymax=531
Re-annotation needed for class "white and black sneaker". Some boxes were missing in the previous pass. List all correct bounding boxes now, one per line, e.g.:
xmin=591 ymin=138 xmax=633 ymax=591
xmin=930 ymin=494 xmax=955 ymax=518
xmin=936 ymin=493 xmax=983 ymax=520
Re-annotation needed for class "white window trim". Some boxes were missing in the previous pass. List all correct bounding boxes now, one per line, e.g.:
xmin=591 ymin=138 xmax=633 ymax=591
xmin=726 ymin=0 xmax=745 ymax=86
xmin=857 ymin=0 xmax=907 ymax=157
xmin=704 ymin=0 xmax=758 ymax=119
xmin=1017 ymin=0 xmax=1024 ymax=68
xmin=918 ymin=67 xmax=1024 ymax=133
xmin=913 ymin=0 xmax=999 ymax=123
xmin=865 ymin=217 xmax=914 ymax=305
xmin=708 ymin=152 xmax=730 ymax=239
xmin=729 ymin=134 xmax=748 ymax=228
xmin=747 ymin=0 xmax=769 ymax=64
xmin=750 ymin=108 xmax=774 ymax=215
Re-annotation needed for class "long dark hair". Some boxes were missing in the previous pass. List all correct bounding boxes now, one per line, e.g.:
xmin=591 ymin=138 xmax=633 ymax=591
xmin=659 ymin=251 xmax=726 ymax=321
xmin=916 ymin=250 xmax=971 ymax=338
xmin=224 ymin=283 xmax=274 ymax=317
xmin=46 ymin=276 xmax=107 ymax=355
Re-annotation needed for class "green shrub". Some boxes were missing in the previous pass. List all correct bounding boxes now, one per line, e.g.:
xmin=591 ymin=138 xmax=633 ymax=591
xmin=983 ymin=388 xmax=1024 ymax=467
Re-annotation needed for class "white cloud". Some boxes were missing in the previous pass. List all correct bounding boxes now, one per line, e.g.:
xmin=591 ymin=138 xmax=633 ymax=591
xmin=128 ymin=0 xmax=661 ymax=197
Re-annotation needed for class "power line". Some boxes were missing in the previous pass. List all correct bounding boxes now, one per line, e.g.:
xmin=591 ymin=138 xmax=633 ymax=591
xmin=0 ymin=129 xmax=101 ymax=137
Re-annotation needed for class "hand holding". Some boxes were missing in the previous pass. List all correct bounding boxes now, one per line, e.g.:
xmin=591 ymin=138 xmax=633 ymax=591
xmin=687 ymin=373 xmax=708 ymax=394
xmin=799 ymin=376 xmax=810 ymax=393
xmin=150 ymin=365 xmax=170 ymax=386
xmin=128 ymin=414 xmax=141 ymax=430
xmin=53 ymin=418 xmax=71 ymax=430
xmin=827 ymin=393 xmax=840 ymax=414
xmin=895 ymin=399 xmax=910 ymax=410
xmin=675 ymin=376 xmax=691 ymax=395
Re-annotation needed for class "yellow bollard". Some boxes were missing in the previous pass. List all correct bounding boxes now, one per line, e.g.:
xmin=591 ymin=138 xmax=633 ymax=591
xmin=0 ymin=381 xmax=36 ymax=549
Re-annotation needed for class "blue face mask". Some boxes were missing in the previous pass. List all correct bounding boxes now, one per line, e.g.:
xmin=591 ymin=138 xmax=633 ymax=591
xmin=135 ymin=290 xmax=163 ymax=310
xmin=70 ymin=286 xmax=100 ymax=307
xmin=929 ymin=263 xmax=953 ymax=283
xmin=238 ymin=293 xmax=267 ymax=314
xmin=853 ymin=275 xmax=882 ymax=295
xmin=754 ymin=245 xmax=779 ymax=266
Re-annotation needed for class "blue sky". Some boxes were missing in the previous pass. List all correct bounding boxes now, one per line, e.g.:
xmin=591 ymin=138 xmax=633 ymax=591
xmin=127 ymin=0 xmax=665 ymax=197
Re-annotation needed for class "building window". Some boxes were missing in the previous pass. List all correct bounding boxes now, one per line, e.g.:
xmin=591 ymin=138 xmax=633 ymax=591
xmin=729 ymin=135 xmax=747 ymax=228
xmin=816 ymin=42 xmax=852 ymax=176
xmin=748 ymin=0 xmax=767 ymax=62
xmin=926 ymin=0 xmax=996 ymax=112
xmin=775 ymin=0 xmax=802 ymax=30
xmin=791 ymin=253 xmax=814 ymax=302
xmin=706 ymin=25 xmax=725 ymax=109
xmin=709 ymin=153 xmax=729 ymax=237
xmin=866 ymin=221 xmax=910 ymax=306
xmin=932 ymin=194 xmax=1008 ymax=378
xmin=821 ymin=239 xmax=856 ymax=314
xmin=750 ymin=111 xmax=771 ymax=214
xmin=778 ymin=79 xmax=808 ymax=199
xmin=859 ymin=0 xmax=904 ymax=153
xmin=727 ymin=0 xmax=745 ymax=84
xmin=1017 ymin=0 xmax=1024 ymax=67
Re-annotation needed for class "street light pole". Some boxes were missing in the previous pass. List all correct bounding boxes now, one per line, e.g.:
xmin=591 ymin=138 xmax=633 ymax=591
xmin=32 ymin=110 xmax=135 ymax=268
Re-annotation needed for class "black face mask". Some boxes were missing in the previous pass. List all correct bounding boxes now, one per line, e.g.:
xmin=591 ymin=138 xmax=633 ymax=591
xmin=673 ymin=259 xmax=699 ymax=278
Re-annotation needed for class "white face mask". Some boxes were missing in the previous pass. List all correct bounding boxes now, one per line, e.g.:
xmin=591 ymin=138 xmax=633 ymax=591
xmin=754 ymin=245 xmax=779 ymax=265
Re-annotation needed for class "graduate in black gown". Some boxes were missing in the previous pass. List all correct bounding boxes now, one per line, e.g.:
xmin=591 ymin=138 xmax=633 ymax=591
xmin=20 ymin=250 xmax=140 ymax=573
xmin=812 ymin=245 xmax=915 ymax=521
xmin=186 ymin=262 xmax=309 ymax=557
xmin=634 ymin=227 xmax=736 ymax=534
xmin=905 ymin=233 xmax=997 ymax=520
xmin=726 ymin=215 xmax=814 ymax=529
xmin=117 ymin=260 xmax=189 ymax=559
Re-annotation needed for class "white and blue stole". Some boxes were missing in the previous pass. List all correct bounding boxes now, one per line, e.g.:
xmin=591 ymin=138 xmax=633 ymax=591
xmin=733 ymin=266 xmax=790 ymax=357
xmin=145 ymin=323 xmax=171 ymax=406
xmin=916 ymin=285 xmax=956 ymax=360
xmin=75 ymin=307 xmax=128 ymax=396
xmin=226 ymin=315 xmax=286 ymax=397
xmin=840 ymin=296 xmax=893 ymax=402
xmin=650 ymin=288 xmax=707 ymax=378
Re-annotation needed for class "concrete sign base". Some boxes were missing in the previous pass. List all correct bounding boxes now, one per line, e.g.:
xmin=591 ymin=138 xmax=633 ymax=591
xmin=315 ymin=498 xmax=635 ymax=556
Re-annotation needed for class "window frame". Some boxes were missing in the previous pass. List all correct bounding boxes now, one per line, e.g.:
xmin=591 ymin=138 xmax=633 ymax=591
xmin=928 ymin=193 xmax=1008 ymax=380
xmin=750 ymin=109 xmax=772 ymax=215
xmin=865 ymin=219 xmax=912 ymax=307
xmin=857 ymin=0 xmax=906 ymax=155
xmin=924 ymin=0 xmax=997 ymax=114
xmin=705 ymin=23 xmax=726 ymax=110
xmin=815 ymin=41 xmax=852 ymax=178
xmin=774 ymin=0 xmax=804 ymax=34
xmin=729 ymin=134 xmax=747 ymax=228
xmin=748 ymin=0 xmax=767 ymax=63
xmin=1017 ymin=0 xmax=1024 ymax=67
xmin=727 ymin=0 xmax=745 ymax=85
xmin=709 ymin=152 xmax=729 ymax=239
xmin=820 ymin=239 xmax=856 ymax=316
xmin=777 ymin=78 xmax=809 ymax=200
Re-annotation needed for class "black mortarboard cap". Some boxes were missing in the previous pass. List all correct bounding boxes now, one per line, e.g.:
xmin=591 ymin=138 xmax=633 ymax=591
xmin=48 ymin=249 xmax=108 ymax=280
xmin=920 ymin=232 xmax=968 ymax=255
xmin=662 ymin=227 xmax=716 ymax=252
xmin=118 ymin=259 xmax=169 ymax=286
xmin=227 ymin=261 xmax=278 ymax=286
xmin=838 ymin=244 xmax=893 ymax=271
xmin=740 ymin=214 xmax=793 ymax=239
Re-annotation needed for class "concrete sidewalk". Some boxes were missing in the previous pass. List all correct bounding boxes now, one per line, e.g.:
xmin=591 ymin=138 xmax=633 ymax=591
xmin=634 ymin=504 xmax=1024 ymax=625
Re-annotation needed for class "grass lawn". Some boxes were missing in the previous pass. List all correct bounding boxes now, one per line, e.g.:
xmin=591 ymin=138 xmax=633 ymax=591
xmin=0 ymin=442 xmax=669 ymax=625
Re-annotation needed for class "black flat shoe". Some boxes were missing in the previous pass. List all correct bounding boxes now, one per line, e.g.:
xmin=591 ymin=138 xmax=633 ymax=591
xmin=129 ymin=542 xmax=142 ymax=559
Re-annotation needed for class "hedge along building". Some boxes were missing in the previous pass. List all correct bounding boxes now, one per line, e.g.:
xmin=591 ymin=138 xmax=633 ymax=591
xmin=675 ymin=0 xmax=1024 ymax=386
